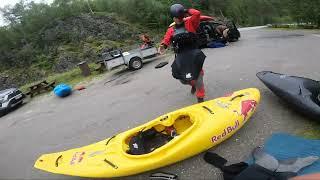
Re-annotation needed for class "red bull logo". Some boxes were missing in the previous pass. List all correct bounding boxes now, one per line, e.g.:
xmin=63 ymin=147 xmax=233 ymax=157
xmin=70 ymin=152 xmax=85 ymax=165
xmin=212 ymin=120 xmax=240 ymax=143
xmin=241 ymin=100 xmax=257 ymax=120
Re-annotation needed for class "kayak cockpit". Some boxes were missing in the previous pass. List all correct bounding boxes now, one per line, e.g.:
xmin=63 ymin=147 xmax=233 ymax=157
xmin=302 ymin=81 xmax=320 ymax=106
xmin=123 ymin=114 xmax=194 ymax=155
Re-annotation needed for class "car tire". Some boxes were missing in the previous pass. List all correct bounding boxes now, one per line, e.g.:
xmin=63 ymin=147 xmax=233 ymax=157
xmin=0 ymin=110 xmax=6 ymax=117
xmin=129 ymin=57 xmax=143 ymax=70
xmin=17 ymin=101 xmax=23 ymax=107
xmin=5 ymin=102 xmax=13 ymax=112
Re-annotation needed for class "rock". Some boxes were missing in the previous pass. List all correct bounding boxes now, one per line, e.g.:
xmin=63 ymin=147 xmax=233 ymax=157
xmin=54 ymin=53 xmax=80 ymax=73
xmin=2 ymin=13 xmax=144 ymax=88
xmin=40 ymin=14 xmax=141 ymax=45
xmin=0 ymin=75 xmax=17 ymax=90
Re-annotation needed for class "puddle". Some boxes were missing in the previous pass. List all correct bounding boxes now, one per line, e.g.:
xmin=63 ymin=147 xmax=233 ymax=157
xmin=113 ymin=78 xmax=131 ymax=86
xmin=104 ymin=71 xmax=136 ymax=85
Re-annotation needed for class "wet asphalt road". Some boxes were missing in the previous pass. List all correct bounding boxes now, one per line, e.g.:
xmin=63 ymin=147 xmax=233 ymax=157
xmin=0 ymin=28 xmax=320 ymax=180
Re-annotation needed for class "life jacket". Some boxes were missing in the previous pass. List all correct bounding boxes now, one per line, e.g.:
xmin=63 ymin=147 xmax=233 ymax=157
xmin=172 ymin=23 xmax=198 ymax=53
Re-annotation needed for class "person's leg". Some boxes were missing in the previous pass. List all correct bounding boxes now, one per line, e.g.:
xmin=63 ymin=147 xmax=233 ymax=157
xmin=179 ymin=70 xmax=205 ymax=103
xmin=195 ymin=70 xmax=205 ymax=102
xmin=180 ymin=79 xmax=197 ymax=95
xmin=190 ymin=80 xmax=196 ymax=94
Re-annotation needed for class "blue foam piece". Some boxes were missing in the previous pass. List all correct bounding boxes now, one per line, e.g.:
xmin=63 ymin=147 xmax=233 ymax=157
xmin=248 ymin=133 xmax=320 ymax=175
xmin=53 ymin=84 xmax=72 ymax=97
xmin=207 ymin=41 xmax=226 ymax=48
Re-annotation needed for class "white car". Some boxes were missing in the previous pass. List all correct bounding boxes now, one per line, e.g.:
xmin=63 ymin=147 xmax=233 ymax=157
xmin=0 ymin=88 xmax=25 ymax=116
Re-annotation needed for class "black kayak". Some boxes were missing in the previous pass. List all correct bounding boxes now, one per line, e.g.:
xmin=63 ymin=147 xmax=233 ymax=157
xmin=257 ymin=71 xmax=320 ymax=119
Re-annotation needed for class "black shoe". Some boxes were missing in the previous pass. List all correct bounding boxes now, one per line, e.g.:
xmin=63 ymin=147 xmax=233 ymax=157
xmin=197 ymin=98 xmax=204 ymax=103
xmin=191 ymin=87 xmax=196 ymax=94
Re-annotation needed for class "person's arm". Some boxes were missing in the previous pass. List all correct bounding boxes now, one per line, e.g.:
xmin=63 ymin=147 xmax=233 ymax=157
xmin=161 ymin=27 xmax=174 ymax=48
xmin=159 ymin=27 xmax=174 ymax=54
xmin=186 ymin=9 xmax=201 ymax=32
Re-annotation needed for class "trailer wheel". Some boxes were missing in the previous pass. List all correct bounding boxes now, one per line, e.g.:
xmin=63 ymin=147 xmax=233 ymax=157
xmin=129 ymin=57 xmax=143 ymax=70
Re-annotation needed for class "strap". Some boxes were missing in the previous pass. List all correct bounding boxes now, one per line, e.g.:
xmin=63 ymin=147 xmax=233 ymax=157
xmin=55 ymin=155 xmax=62 ymax=167
xmin=202 ymin=106 xmax=215 ymax=114
xmin=105 ymin=135 xmax=116 ymax=146
xmin=230 ymin=94 xmax=244 ymax=101
xmin=104 ymin=159 xmax=118 ymax=169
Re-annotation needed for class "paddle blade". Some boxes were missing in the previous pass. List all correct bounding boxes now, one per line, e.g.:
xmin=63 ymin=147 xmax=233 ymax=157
xmin=155 ymin=62 xmax=169 ymax=69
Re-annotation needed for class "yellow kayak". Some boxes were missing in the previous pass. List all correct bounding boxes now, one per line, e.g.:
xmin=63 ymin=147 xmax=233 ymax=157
xmin=34 ymin=88 xmax=260 ymax=178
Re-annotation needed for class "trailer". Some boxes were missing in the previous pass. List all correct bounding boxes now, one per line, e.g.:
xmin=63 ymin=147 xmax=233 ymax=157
xmin=102 ymin=46 xmax=159 ymax=71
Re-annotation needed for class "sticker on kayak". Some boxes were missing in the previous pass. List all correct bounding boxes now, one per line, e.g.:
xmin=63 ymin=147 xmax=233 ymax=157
xmin=212 ymin=120 xmax=240 ymax=143
xmin=240 ymin=100 xmax=257 ymax=120
xmin=88 ymin=150 xmax=104 ymax=157
xmin=215 ymin=100 xmax=231 ymax=109
xmin=70 ymin=152 xmax=85 ymax=165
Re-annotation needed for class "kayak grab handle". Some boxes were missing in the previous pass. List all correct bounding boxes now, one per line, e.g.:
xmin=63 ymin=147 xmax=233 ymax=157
xmin=106 ymin=135 xmax=116 ymax=146
xmin=202 ymin=106 xmax=214 ymax=114
xmin=104 ymin=159 xmax=118 ymax=169
xmin=55 ymin=155 xmax=62 ymax=167
xmin=160 ymin=116 xmax=168 ymax=121
xmin=230 ymin=94 xmax=244 ymax=101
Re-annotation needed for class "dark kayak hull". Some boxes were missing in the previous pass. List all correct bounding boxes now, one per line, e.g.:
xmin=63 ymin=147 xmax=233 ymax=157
xmin=257 ymin=71 xmax=320 ymax=120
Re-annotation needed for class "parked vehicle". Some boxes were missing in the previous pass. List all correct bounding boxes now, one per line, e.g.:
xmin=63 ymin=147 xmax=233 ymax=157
xmin=102 ymin=46 xmax=159 ymax=71
xmin=0 ymin=88 xmax=25 ymax=116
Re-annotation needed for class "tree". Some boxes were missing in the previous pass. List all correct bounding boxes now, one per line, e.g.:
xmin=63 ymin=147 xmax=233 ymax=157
xmin=286 ymin=0 xmax=320 ymax=27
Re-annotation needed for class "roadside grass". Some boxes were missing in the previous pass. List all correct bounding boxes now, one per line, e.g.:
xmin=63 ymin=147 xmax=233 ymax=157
xmin=268 ymin=28 xmax=320 ymax=33
xmin=269 ymin=24 xmax=320 ymax=31
xmin=299 ymin=121 xmax=320 ymax=139
xmin=20 ymin=63 xmax=106 ymax=94
xmin=271 ymin=24 xmax=319 ymax=29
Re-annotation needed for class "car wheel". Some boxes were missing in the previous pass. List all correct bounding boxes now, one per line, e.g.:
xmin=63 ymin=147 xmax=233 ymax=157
xmin=17 ymin=101 xmax=23 ymax=107
xmin=0 ymin=110 xmax=6 ymax=117
xmin=129 ymin=57 xmax=143 ymax=70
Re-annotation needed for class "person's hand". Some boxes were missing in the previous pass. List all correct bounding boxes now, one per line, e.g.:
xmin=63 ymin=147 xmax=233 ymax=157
xmin=158 ymin=45 xmax=167 ymax=55
xmin=184 ymin=9 xmax=189 ymax=17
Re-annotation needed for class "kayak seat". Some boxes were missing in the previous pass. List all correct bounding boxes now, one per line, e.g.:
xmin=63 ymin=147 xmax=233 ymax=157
xmin=308 ymin=91 xmax=320 ymax=106
xmin=127 ymin=128 xmax=173 ymax=155
xmin=302 ymin=81 xmax=320 ymax=106
xmin=126 ymin=115 xmax=194 ymax=155
xmin=143 ymin=131 xmax=173 ymax=153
